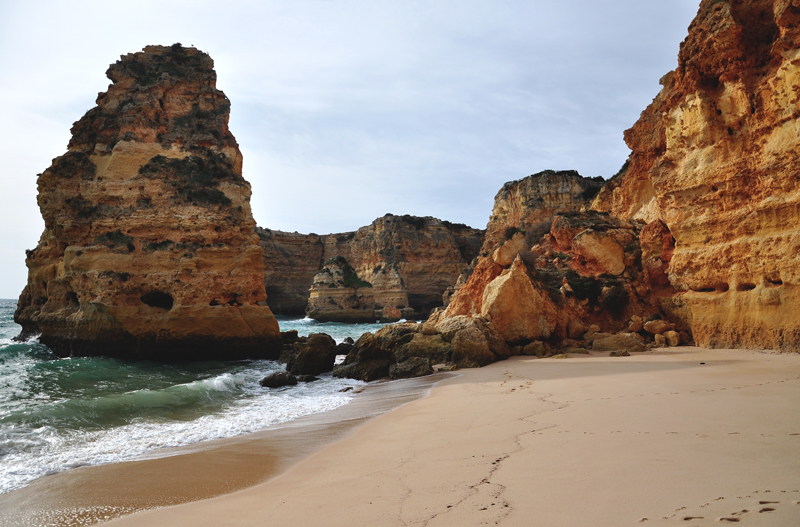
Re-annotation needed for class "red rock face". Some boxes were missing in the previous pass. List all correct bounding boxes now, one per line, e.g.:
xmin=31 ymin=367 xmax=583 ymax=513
xmin=15 ymin=45 xmax=281 ymax=360
xmin=593 ymin=0 xmax=800 ymax=352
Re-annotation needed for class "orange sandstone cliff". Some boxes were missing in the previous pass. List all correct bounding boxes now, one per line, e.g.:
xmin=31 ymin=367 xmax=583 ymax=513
xmin=14 ymin=44 xmax=281 ymax=360
xmin=593 ymin=0 xmax=800 ymax=352
xmin=257 ymin=215 xmax=483 ymax=321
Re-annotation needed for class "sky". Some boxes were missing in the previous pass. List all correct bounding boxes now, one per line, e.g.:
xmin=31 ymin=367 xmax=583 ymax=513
xmin=0 ymin=0 xmax=700 ymax=299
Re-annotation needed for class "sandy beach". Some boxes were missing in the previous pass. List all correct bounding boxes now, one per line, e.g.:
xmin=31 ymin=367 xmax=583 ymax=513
xmin=83 ymin=347 xmax=800 ymax=527
xmin=2 ymin=347 xmax=798 ymax=526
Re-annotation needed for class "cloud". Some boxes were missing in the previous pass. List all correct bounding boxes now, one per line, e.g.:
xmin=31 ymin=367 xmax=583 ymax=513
xmin=0 ymin=0 xmax=699 ymax=298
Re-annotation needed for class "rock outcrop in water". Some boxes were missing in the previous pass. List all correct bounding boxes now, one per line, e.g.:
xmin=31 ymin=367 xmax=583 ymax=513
xmin=257 ymin=214 xmax=483 ymax=320
xmin=592 ymin=0 xmax=800 ymax=352
xmin=14 ymin=44 xmax=281 ymax=359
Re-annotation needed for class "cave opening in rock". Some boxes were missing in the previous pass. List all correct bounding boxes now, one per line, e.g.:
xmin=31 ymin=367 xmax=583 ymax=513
xmin=67 ymin=292 xmax=79 ymax=307
xmin=141 ymin=291 xmax=174 ymax=310
xmin=737 ymin=283 xmax=757 ymax=292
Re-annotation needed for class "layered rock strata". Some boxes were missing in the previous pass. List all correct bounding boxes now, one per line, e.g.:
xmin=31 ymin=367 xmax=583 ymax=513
xmin=305 ymin=255 xmax=409 ymax=323
xmin=258 ymin=214 xmax=483 ymax=320
xmin=593 ymin=0 xmax=800 ymax=352
xmin=15 ymin=44 xmax=281 ymax=359
xmin=368 ymin=170 xmax=667 ymax=370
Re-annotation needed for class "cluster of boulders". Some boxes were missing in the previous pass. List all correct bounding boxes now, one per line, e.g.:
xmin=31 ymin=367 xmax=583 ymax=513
xmin=260 ymin=310 xmax=694 ymax=389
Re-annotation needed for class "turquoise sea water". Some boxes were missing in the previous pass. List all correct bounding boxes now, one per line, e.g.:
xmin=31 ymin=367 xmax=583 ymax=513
xmin=0 ymin=300 xmax=386 ymax=495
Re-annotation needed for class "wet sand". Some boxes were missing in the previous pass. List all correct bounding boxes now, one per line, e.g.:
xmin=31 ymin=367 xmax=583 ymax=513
xmin=97 ymin=347 xmax=800 ymax=527
xmin=0 ymin=373 xmax=451 ymax=527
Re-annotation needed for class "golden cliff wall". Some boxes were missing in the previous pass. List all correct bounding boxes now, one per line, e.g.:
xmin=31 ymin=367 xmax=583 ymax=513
xmin=15 ymin=44 xmax=281 ymax=359
xmin=259 ymin=215 xmax=483 ymax=318
xmin=593 ymin=0 xmax=800 ymax=352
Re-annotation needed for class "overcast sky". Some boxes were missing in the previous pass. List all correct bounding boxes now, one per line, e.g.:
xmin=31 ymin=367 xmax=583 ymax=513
xmin=0 ymin=0 xmax=699 ymax=299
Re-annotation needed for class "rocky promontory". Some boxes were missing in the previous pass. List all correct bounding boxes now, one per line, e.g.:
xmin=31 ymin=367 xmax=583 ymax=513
xmin=593 ymin=0 xmax=800 ymax=352
xmin=258 ymin=214 xmax=483 ymax=320
xmin=14 ymin=44 xmax=281 ymax=359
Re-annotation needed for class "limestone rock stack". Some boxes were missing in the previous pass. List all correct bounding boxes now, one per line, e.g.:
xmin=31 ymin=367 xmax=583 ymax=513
xmin=592 ymin=0 xmax=800 ymax=352
xmin=14 ymin=44 xmax=281 ymax=359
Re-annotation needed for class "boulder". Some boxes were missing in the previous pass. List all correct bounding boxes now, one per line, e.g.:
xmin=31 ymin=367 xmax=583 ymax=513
xmin=451 ymin=327 xmax=497 ymax=368
xmin=480 ymin=256 xmax=557 ymax=342
xmin=628 ymin=320 xmax=644 ymax=333
xmin=568 ymin=320 xmax=587 ymax=340
xmin=492 ymin=231 xmax=528 ymax=266
xmin=390 ymin=357 xmax=434 ymax=379
xmin=287 ymin=333 xmax=338 ymax=376
xmin=592 ymin=333 xmax=647 ymax=353
xmin=434 ymin=314 xmax=480 ymax=342
xmin=609 ymin=350 xmax=631 ymax=357
xmin=521 ymin=341 xmax=546 ymax=357
xmin=336 ymin=341 xmax=354 ymax=356
xmin=584 ymin=331 xmax=612 ymax=343
xmin=654 ymin=334 xmax=667 ymax=347
xmin=394 ymin=333 xmax=452 ymax=364
xmin=375 ymin=322 xmax=420 ymax=350
xmin=664 ymin=330 xmax=680 ymax=347
xmin=333 ymin=332 xmax=396 ymax=382
xmin=297 ymin=375 xmax=320 ymax=383
xmin=281 ymin=330 xmax=300 ymax=346
xmin=572 ymin=229 xmax=628 ymax=275
xmin=260 ymin=372 xmax=298 ymax=388
xmin=380 ymin=306 xmax=402 ymax=323
xmin=643 ymin=319 xmax=671 ymax=335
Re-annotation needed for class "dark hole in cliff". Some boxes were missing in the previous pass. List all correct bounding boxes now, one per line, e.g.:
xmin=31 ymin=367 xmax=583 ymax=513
xmin=711 ymin=186 xmax=718 ymax=192
xmin=737 ymin=283 xmax=756 ymax=292
xmin=209 ymin=299 xmax=220 ymax=306
xmin=718 ymin=283 xmax=730 ymax=293
xmin=141 ymin=292 xmax=174 ymax=310
xmin=67 ymin=292 xmax=79 ymax=307
xmin=766 ymin=279 xmax=783 ymax=287
xmin=716 ymin=109 xmax=722 ymax=116
xmin=727 ymin=127 xmax=734 ymax=136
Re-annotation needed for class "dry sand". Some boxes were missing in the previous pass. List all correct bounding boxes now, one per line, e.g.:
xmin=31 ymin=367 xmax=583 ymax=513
xmin=13 ymin=347 xmax=800 ymax=526
xmin=100 ymin=347 xmax=800 ymax=526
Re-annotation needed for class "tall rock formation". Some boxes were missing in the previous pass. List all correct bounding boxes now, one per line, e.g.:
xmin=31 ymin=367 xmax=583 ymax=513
xmin=15 ymin=44 xmax=281 ymax=360
xmin=445 ymin=170 xmax=605 ymax=318
xmin=593 ymin=0 xmax=800 ymax=352
xmin=257 ymin=214 xmax=483 ymax=319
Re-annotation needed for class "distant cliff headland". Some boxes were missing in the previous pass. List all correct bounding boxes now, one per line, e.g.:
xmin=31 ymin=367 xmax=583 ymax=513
xmin=257 ymin=214 xmax=483 ymax=322
xmin=15 ymin=0 xmax=800 ymax=366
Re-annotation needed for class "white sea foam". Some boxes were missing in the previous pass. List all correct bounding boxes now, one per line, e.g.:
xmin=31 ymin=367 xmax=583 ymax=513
xmin=0 ymin=311 xmax=382 ymax=495
xmin=0 ymin=368 xmax=363 ymax=494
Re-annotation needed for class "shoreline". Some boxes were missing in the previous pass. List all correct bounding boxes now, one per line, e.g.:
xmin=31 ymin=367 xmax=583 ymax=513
xmin=0 ymin=372 xmax=453 ymax=527
xmin=102 ymin=347 xmax=800 ymax=527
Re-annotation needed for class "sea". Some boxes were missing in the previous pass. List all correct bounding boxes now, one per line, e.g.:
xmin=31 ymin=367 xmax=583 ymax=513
xmin=0 ymin=298 xmax=390 ymax=495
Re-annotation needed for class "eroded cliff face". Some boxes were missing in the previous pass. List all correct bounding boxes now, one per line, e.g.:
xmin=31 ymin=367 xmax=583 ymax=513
xmin=384 ymin=170 xmax=665 ymax=370
xmin=593 ymin=0 xmax=800 ymax=352
xmin=258 ymin=215 xmax=483 ymax=319
xmin=445 ymin=170 xmax=605 ymax=317
xmin=15 ymin=44 xmax=281 ymax=359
